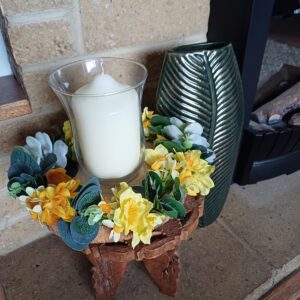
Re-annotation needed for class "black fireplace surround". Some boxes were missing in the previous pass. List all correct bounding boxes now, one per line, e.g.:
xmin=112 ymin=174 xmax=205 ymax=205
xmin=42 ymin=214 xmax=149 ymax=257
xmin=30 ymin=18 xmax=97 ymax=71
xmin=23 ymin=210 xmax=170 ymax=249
xmin=207 ymin=0 xmax=300 ymax=184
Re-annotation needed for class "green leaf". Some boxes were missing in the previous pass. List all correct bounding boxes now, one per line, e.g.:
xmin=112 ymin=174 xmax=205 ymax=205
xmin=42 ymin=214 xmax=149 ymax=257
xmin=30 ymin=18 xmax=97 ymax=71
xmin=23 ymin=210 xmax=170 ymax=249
xmin=8 ymin=163 xmax=33 ymax=179
xmin=70 ymin=216 xmax=99 ymax=244
xmin=148 ymin=125 xmax=164 ymax=135
xmin=40 ymin=153 xmax=57 ymax=173
xmin=153 ymin=195 xmax=162 ymax=211
xmin=57 ymin=220 xmax=89 ymax=251
xmin=161 ymin=203 xmax=178 ymax=218
xmin=74 ymin=190 xmax=101 ymax=212
xmin=141 ymin=177 xmax=150 ymax=200
xmin=82 ymin=205 xmax=103 ymax=226
xmin=190 ymin=144 xmax=207 ymax=152
xmin=154 ymin=140 xmax=185 ymax=152
xmin=132 ymin=186 xmax=145 ymax=197
xmin=162 ymin=174 xmax=174 ymax=194
xmin=72 ymin=177 xmax=101 ymax=209
xmin=162 ymin=197 xmax=186 ymax=219
xmin=20 ymin=173 xmax=37 ymax=187
xmin=149 ymin=171 xmax=163 ymax=197
xmin=172 ymin=177 xmax=181 ymax=201
xmin=11 ymin=146 xmax=41 ymax=174
xmin=150 ymin=115 xmax=171 ymax=126
xmin=8 ymin=181 xmax=24 ymax=198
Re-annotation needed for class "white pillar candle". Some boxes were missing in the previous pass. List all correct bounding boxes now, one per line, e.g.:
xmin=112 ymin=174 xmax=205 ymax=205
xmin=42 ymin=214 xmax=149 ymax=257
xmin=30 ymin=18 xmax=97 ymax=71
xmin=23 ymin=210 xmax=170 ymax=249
xmin=72 ymin=74 xmax=141 ymax=179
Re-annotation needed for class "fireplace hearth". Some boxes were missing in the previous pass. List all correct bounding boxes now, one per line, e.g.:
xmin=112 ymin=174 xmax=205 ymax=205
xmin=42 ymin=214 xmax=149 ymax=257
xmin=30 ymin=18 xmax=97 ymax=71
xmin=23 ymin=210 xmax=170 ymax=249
xmin=207 ymin=0 xmax=300 ymax=185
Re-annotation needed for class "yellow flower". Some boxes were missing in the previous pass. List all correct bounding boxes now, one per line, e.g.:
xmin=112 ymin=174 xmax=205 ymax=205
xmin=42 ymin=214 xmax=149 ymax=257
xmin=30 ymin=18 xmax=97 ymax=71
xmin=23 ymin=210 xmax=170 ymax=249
xmin=175 ymin=150 xmax=215 ymax=196
xmin=155 ymin=134 xmax=166 ymax=141
xmin=112 ymin=182 xmax=164 ymax=248
xmin=145 ymin=145 xmax=179 ymax=179
xmin=20 ymin=179 xmax=80 ymax=226
xmin=142 ymin=107 xmax=154 ymax=137
xmin=63 ymin=120 xmax=76 ymax=160
xmin=176 ymin=150 xmax=214 ymax=195
xmin=145 ymin=144 xmax=169 ymax=171
xmin=63 ymin=120 xmax=73 ymax=145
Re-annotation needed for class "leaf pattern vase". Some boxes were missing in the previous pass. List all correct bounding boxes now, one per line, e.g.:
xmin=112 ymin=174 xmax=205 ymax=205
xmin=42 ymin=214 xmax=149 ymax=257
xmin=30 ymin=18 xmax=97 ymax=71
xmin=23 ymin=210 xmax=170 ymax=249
xmin=155 ymin=42 xmax=244 ymax=226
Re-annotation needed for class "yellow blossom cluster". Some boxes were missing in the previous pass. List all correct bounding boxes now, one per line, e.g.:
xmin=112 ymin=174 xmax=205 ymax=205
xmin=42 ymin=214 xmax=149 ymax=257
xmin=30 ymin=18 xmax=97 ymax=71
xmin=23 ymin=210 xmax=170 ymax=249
xmin=19 ymin=171 xmax=80 ymax=226
xmin=145 ymin=145 xmax=214 ymax=196
xmin=102 ymin=182 xmax=165 ymax=248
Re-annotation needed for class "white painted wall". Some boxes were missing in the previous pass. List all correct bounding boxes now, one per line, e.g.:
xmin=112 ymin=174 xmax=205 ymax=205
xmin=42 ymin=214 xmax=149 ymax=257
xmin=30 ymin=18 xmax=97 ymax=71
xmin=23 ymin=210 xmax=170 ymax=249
xmin=0 ymin=31 xmax=12 ymax=77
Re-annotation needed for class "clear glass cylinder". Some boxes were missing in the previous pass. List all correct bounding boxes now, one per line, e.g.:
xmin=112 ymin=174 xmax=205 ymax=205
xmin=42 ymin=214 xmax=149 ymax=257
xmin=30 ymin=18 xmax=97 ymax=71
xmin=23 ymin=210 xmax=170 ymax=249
xmin=49 ymin=57 xmax=148 ymax=182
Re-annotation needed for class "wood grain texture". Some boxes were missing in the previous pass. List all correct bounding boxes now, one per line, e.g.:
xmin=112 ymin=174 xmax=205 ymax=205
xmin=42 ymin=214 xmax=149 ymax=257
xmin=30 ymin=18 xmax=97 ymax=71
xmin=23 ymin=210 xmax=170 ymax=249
xmin=261 ymin=268 xmax=300 ymax=300
xmin=0 ymin=99 xmax=31 ymax=121
xmin=0 ymin=75 xmax=31 ymax=121
xmin=143 ymin=250 xmax=180 ymax=297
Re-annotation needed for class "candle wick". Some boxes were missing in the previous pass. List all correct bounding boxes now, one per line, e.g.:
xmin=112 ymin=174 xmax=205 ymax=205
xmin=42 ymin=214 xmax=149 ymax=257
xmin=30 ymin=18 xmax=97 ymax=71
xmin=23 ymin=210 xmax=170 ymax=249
xmin=100 ymin=59 xmax=105 ymax=75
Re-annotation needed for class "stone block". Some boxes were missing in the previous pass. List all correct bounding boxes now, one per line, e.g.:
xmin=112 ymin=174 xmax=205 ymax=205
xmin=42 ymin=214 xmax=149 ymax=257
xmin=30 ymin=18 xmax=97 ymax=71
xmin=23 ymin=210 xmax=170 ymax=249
xmin=0 ymin=108 xmax=67 ymax=155
xmin=81 ymin=0 xmax=210 ymax=52
xmin=7 ymin=19 xmax=75 ymax=65
xmin=22 ymin=71 xmax=62 ymax=111
xmin=0 ymin=216 xmax=49 ymax=256
xmin=0 ymin=157 xmax=9 ymax=191
xmin=0 ymin=0 xmax=72 ymax=16
xmin=0 ymin=190 xmax=26 ymax=231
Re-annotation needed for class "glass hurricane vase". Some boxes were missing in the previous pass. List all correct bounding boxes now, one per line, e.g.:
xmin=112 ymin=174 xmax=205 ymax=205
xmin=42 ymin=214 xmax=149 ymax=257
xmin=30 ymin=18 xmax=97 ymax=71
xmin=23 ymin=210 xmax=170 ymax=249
xmin=49 ymin=57 xmax=148 ymax=183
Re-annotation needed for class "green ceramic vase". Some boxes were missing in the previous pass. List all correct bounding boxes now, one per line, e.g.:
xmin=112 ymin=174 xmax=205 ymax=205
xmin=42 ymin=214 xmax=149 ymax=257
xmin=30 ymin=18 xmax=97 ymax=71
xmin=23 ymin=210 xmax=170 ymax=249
xmin=155 ymin=42 xmax=244 ymax=226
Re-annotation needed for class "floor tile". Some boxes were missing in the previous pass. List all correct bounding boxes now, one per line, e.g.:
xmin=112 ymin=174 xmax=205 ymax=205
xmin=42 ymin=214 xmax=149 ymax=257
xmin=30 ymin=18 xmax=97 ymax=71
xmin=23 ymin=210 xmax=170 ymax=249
xmin=221 ymin=171 xmax=300 ymax=268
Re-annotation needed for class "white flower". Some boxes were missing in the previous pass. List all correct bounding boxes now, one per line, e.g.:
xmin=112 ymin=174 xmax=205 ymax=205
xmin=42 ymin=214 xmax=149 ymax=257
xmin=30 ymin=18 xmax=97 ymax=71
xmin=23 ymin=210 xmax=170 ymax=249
xmin=184 ymin=123 xmax=203 ymax=136
xmin=184 ymin=133 xmax=209 ymax=148
xmin=170 ymin=117 xmax=184 ymax=129
xmin=102 ymin=219 xmax=121 ymax=243
xmin=163 ymin=121 xmax=209 ymax=148
xmin=163 ymin=125 xmax=183 ymax=140
xmin=25 ymin=132 xmax=68 ymax=168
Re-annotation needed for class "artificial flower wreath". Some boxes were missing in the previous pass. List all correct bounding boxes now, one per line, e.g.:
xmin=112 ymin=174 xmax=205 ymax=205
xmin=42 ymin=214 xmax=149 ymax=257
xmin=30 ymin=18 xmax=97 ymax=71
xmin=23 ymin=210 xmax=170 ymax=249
xmin=7 ymin=108 xmax=215 ymax=251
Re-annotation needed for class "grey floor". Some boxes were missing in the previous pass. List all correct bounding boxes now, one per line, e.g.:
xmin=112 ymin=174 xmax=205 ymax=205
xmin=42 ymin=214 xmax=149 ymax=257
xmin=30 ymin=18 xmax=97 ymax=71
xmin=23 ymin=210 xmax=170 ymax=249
xmin=0 ymin=170 xmax=299 ymax=300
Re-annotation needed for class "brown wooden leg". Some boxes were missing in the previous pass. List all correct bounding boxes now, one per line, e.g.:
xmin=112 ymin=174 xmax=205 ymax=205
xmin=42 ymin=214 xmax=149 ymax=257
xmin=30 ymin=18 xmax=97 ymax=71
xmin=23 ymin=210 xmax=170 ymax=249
xmin=143 ymin=250 xmax=180 ymax=297
xmin=84 ymin=246 xmax=129 ymax=300
xmin=91 ymin=260 xmax=128 ymax=300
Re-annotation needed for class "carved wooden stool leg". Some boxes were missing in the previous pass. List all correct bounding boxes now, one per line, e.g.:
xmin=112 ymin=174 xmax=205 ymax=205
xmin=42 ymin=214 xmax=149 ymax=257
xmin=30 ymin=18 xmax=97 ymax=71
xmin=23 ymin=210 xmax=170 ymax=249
xmin=143 ymin=250 xmax=180 ymax=297
xmin=91 ymin=260 xmax=128 ymax=300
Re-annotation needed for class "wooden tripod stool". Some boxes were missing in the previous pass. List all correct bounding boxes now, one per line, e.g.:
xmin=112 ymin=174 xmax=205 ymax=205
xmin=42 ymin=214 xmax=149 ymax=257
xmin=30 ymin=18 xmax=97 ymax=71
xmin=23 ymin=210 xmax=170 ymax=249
xmin=82 ymin=196 xmax=204 ymax=299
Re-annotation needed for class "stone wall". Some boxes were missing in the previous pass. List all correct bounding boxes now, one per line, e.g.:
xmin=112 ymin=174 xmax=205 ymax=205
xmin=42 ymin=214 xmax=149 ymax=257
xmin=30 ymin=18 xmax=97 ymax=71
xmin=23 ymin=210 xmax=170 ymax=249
xmin=0 ymin=0 xmax=210 ymax=254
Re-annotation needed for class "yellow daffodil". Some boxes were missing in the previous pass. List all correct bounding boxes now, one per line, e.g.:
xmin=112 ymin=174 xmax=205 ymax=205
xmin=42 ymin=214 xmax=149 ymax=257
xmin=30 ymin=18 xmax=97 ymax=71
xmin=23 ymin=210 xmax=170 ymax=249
xmin=145 ymin=144 xmax=169 ymax=170
xmin=145 ymin=145 xmax=179 ymax=179
xmin=142 ymin=107 xmax=154 ymax=137
xmin=175 ymin=150 xmax=215 ymax=196
xmin=112 ymin=182 xmax=164 ymax=248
